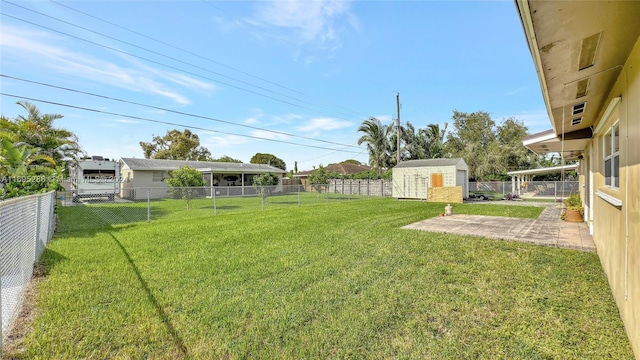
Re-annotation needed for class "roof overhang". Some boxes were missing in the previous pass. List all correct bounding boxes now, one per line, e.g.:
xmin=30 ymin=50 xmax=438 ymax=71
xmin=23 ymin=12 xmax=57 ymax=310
xmin=522 ymin=128 xmax=593 ymax=160
xmin=515 ymin=0 xmax=640 ymax=155
xmin=507 ymin=164 xmax=578 ymax=177
xmin=197 ymin=168 xmax=285 ymax=174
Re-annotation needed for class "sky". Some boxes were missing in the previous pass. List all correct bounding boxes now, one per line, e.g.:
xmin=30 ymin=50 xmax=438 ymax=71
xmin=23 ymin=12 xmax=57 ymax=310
xmin=0 ymin=0 xmax=551 ymax=172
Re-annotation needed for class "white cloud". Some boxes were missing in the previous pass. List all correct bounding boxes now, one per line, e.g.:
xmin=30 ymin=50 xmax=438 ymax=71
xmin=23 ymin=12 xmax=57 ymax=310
xmin=251 ymin=0 xmax=358 ymax=52
xmin=373 ymin=115 xmax=394 ymax=123
xmin=270 ymin=113 xmax=303 ymax=125
xmin=296 ymin=117 xmax=352 ymax=132
xmin=0 ymin=25 xmax=213 ymax=105
xmin=202 ymin=134 xmax=249 ymax=148
xmin=113 ymin=119 xmax=141 ymax=124
xmin=250 ymin=129 xmax=290 ymax=141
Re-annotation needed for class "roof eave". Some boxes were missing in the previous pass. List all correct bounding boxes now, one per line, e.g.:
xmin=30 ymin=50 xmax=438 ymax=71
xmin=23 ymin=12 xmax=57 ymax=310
xmin=514 ymin=0 xmax=556 ymax=134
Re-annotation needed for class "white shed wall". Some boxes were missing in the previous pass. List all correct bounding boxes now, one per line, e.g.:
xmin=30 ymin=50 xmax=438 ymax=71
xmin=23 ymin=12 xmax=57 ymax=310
xmin=393 ymin=165 xmax=457 ymax=199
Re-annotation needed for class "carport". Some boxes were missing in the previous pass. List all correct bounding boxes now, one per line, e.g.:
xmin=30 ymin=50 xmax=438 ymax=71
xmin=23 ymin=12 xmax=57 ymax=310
xmin=507 ymin=164 xmax=577 ymax=196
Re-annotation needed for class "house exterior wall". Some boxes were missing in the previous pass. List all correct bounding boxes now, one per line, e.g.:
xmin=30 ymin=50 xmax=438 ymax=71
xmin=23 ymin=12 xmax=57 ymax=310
xmin=392 ymin=165 xmax=457 ymax=199
xmin=119 ymin=168 xmax=170 ymax=200
xmin=588 ymin=36 xmax=640 ymax=355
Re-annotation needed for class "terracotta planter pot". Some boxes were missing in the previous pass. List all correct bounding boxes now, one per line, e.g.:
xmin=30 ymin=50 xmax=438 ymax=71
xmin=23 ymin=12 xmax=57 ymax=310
xmin=564 ymin=209 xmax=583 ymax=222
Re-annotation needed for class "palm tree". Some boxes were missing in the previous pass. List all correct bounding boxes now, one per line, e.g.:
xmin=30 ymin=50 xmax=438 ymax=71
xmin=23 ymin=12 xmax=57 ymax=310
xmin=0 ymin=138 xmax=56 ymax=177
xmin=420 ymin=123 xmax=448 ymax=158
xmin=400 ymin=121 xmax=428 ymax=161
xmin=357 ymin=117 xmax=391 ymax=173
xmin=4 ymin=101 xmax=82 ymax=167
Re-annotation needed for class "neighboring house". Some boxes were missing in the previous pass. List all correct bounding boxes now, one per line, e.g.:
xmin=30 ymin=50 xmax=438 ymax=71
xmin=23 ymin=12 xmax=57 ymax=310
xmin=119 ymin=158 xmax=286 ymax=199
xmin=392 ymin=158 xmax=469 ymax=200
xmin=515 ymin=1 xmax=640 ymax=355
xmin=293 ymin=163 xmax=373 ymax=189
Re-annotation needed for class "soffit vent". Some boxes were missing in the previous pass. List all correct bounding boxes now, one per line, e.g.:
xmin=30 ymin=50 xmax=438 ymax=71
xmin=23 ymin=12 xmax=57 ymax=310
xmin=571 ymin=117 xmax=583 ymax=126
xmin=572 ymin=102 xmax=586 ymax=116
xmin=578 ymin=32 xmax=602 ymax=71
xmin=576 ymin=78 xmax=589 ymax=98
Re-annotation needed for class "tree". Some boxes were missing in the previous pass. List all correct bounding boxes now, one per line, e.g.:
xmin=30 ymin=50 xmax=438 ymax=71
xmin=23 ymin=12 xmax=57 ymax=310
xmin=250 ymin=153 xmax=286 ymax=171
xmin=166 ymin=166 xmax=206 ymax=209
xmin=495 ymin=117 xmax=536 ymax=177
xmin=444 ymin=111 xmax=534 ymax=181
xmin=0 ymin=138 xmax=63 ymax=199
xmin=1 ymin=101 xmax=82 ymax=167
xmin=140 ymin=129 xmax=212 ymax=161
xmin=214 ymin=155 xmax=242 ymax=163
xmin=308 ymin=165 xmax=330 ymax=194
xmin=357 ymin=117 xmax=391 ymax=173
xmin=420 ymin=123 xmax=448 ymax=159
xmin=340 ymin=159 xmax=363 ymax=165
xmin=252 ymin=173 xmax=280 ymax=209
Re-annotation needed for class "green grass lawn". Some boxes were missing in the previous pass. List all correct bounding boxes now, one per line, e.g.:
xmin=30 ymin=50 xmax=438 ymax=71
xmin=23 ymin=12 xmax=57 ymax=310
xmin=7 ymin=197 xmax=633 ymax=359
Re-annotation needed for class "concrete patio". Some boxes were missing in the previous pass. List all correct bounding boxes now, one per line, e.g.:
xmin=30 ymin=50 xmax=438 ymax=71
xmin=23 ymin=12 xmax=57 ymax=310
xmin=402 ymin=202 xmax=595 ymax=252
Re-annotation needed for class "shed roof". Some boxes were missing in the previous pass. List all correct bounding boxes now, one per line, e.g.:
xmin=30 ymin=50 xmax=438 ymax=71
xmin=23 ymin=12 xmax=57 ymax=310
xmin=120 ymin=158 xmax=285 ymax=173
xmin=394 ymin=158 xmax=467 ymax=169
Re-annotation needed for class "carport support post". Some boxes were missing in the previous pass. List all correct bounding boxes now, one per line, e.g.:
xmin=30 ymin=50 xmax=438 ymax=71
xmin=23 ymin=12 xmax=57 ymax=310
xmin=146 ymin=189 xmax=150 ymax=223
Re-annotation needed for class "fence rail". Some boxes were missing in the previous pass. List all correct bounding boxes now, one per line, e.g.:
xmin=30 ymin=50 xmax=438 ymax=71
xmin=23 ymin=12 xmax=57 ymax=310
xmin=469 ymin=181 xmax=579 ymax=200
xmin=1 ymin=191 xmax=56 ymax=348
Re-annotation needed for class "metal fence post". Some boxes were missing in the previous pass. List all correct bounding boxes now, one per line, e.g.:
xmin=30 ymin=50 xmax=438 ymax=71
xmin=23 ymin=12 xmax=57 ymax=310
xmin=298 ymin=185 xmax=301 ymax=206
xmin=33 ymin=194 xmax=41 ymax=264
xmin=213 ymin=188 xmax=217 ymax=215
xmin=146 ymin=188 xmax=150 ymax=223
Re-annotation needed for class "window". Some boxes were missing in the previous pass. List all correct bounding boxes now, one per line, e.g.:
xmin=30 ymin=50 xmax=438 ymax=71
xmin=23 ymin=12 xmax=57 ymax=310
xmin=603 ymin=123 xmax=619 ymax=188
xmin=152 ymin=171 xmax=165 ymax=182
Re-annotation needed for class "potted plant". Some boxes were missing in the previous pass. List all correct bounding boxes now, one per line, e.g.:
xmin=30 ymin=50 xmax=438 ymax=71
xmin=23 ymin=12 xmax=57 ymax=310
xmin=562 ymin=193 xmax=584 ymax=222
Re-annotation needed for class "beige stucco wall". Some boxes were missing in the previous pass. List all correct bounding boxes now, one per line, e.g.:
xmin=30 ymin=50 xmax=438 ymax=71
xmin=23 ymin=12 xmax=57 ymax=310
xmin=589 ymin=36 xmax=640 ymax=356
xmin=119 ymin=168 xmax=170 ymax=200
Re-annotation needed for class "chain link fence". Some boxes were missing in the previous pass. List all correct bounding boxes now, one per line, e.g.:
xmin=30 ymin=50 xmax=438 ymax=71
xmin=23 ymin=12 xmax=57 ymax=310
xmin=469 ymin=181 xmax=579 ymax=201
xmin=1 ymin=191 xmax=56 ymax=347
xmin=55 ymin=184 xmax=382 ymax=234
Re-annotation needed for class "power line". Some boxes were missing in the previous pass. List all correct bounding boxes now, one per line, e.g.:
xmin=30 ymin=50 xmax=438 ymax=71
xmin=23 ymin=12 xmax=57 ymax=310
xmin=1 ymin=74 xmax=361 ymax=149
xmin=3 ymin=1 xmax=347 ymax=116
xmin=0 ymin=92 xmax=364 ymax=154
xmin=11 ymin=0 xmax=366 ymax=120
xmin=50 ymin=0 xmax=307 ymax=97
xmin=0 ymin=11 xmax=352 ymax=118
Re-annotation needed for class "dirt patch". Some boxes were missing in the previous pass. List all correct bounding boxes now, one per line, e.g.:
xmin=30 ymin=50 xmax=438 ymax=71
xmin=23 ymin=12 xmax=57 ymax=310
xmin=1 ymin=263 xmax=46 ymax=359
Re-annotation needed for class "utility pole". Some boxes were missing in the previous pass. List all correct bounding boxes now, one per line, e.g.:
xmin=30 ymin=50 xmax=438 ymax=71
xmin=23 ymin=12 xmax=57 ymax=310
xmin=396 ymin=93 xmax=401 ymax=165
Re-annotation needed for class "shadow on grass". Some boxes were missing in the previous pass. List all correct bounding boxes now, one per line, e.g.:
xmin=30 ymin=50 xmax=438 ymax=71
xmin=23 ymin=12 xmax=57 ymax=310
xmin=35 ymin=248 xmax=68 ymax=277
xmin=107 ymin=232 xmax=188 ymax=358
xmin=56 ymin=205 xmax=167 ymax=235
xmin=324 ymin=196 xmax=359 ymax=201
xmin=198 ymin=205 xmax=240 ymax=210
xmin=266 ymin=200 xmax=299 ymax=205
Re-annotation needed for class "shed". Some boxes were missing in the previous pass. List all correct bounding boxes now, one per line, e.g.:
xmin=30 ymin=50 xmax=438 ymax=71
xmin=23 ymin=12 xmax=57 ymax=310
xmin=392 ymin=158 xmax=469 ymax=200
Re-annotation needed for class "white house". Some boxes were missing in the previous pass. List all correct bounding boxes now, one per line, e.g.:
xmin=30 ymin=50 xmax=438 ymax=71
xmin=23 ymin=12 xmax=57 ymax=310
xmin=515 ymin=1 xmax=640 ymax=354
xmin=119 ymin=158 xmax=286 ymax=200
xmin=392 ymin=158 xmax=469 ymax=200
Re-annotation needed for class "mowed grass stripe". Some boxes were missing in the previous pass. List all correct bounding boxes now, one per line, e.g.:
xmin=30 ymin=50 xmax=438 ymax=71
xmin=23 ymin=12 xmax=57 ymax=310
xmin=10 ymin=197 xmax=633 ymax=359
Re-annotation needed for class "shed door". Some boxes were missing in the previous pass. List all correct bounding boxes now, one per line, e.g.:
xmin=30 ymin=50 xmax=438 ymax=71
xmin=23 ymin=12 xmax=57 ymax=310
xmin=431 ymin=173 xmax=443 ymax=188
xmin=456 ymin=170 xmax=468 ymax=198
